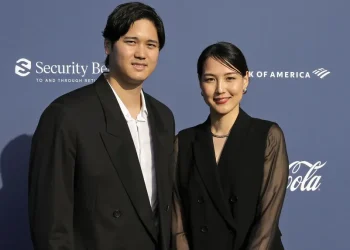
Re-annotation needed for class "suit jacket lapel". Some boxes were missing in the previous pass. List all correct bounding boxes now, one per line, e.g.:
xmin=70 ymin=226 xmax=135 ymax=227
xmin=94 ymin=75 xmax=158 ymax=242
xmin=193 ymin=108 xmax=252 ymax=232
xmin=146 ymin=96 xmax=171 ymax=205
xmin=193 ymin=120 xmax=237 ymax=231
xmin=217 ymin=108 xmax=252 ymax=191
xmin=145 ymin=94 xmax=172 ymax=248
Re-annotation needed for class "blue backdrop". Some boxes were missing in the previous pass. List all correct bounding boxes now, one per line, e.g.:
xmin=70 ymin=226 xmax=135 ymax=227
xmin=0 ymin=0 xmax=348 ymax=249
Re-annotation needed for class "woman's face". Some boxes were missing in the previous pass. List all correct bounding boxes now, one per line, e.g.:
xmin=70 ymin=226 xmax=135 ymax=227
xmin=200 ymin=57 xmax=249 ymax=116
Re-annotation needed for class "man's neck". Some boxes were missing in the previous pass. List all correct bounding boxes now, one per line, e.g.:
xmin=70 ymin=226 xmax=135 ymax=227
xmin=105 ymin=73 xmax=143 ymax=119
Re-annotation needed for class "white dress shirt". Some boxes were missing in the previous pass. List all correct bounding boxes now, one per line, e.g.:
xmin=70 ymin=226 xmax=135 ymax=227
xmin=107 ymin=80 xmax=157 ymax=210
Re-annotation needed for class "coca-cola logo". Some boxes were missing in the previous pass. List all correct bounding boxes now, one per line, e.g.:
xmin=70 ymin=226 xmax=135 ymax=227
xmin=288 ymin=161 xmax=326 ymax=191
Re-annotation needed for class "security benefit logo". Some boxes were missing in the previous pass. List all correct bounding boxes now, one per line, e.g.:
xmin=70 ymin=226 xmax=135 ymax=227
xmin=15 ymin=58 xmax=32 ymax=77
xmin=287 ymin=161 xmax=326 ymax=192
xmin=248 ymin=68 xmax=331 ymax=80
xmin=14 ymin=58 xmax=107 ymax=84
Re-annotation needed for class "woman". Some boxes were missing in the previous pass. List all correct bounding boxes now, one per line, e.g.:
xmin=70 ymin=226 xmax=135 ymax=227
xmin=172 ymin=42 xmax=289 ymax=250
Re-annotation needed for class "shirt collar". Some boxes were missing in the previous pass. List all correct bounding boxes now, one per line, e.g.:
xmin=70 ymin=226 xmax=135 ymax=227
xmin=106 ymin=76 xmax=148 ymax=121
xmin=140 ymin=90 xmax=148 ymax=117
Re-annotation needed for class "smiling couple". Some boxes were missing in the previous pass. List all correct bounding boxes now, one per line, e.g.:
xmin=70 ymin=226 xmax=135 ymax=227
xmin=28 ymin=2 xmax=288 ymax=250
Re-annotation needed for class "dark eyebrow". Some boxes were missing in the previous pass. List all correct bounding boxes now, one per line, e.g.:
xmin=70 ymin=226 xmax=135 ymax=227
xmin=124 ymin=37 xmax=159 ymax=44
xmin=124 ymin=36 xmax=138 ymax=40
xmin=203 ymin=73 xmax=215 ymax=77
xmin=147 ymin=39 xmax=159 ymax=44
xmin=203 ymin=72 xmax=238 ymax=77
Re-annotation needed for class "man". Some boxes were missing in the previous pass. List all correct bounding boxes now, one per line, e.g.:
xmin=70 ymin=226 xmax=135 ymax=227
xmin=28 ymin=2 xmax=175 ymax=249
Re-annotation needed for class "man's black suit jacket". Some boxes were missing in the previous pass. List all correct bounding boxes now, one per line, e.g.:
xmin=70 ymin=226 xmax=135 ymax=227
xmin=28 ymin=74 xmax=175 ymax=250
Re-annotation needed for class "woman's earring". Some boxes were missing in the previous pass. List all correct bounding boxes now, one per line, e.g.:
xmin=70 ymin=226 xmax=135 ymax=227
xmin=201 ymin=92 xmax=203 ymax=96
xmin=243 ymin=88 xmax=247 ymax=94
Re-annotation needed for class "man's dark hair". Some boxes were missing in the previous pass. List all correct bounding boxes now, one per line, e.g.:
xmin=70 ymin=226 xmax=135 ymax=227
xmin=102 ymin=2 xmax=165 ymax=68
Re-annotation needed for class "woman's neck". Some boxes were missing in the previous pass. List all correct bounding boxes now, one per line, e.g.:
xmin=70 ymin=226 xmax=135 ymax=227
xmin=210 ymin=106 xmax=240 ymax=136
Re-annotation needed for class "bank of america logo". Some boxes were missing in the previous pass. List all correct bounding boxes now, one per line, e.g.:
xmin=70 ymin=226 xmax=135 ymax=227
xmin=312 ymin=68 xmax=330 ymax=79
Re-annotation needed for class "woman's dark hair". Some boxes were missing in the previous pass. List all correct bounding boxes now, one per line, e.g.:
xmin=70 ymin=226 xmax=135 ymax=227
xmin=197 ymin=42 xmax=249 ymax=78
xmin=102 ymin=2 xmax=165 ymax=68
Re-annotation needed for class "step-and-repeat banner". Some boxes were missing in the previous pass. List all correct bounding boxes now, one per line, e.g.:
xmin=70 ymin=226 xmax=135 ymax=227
xmin=0 ymin=0 xmax=348 ymax=249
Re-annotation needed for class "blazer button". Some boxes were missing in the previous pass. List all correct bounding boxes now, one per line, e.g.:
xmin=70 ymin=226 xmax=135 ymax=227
xmin=165 ymin=205 xmax=170 ymax=212
xmin=200 ymin=226 xmax=208 ymax=233
xmin=113 ymin=210 xmax=122 ymax=218
xmin=197 ymin=197 xmax=204 ymax=204
xmin=229 ymin=195 xmax=238 ymax=204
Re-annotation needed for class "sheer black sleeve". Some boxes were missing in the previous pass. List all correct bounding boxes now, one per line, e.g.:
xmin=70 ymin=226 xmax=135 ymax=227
xmin=245 ymin=124 xmax=289 ymax=249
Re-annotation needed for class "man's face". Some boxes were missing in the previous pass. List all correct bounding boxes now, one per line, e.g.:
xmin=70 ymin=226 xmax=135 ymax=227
xmin=105 ymin=19 xmax=160 ymax=85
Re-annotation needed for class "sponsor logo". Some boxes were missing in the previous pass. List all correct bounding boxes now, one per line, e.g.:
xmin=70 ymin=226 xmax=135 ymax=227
xmin=312 ymin=68 xmax=331 ymax=79
xmin=14 ymin=58 xmax=108 ymax=84
xmin=15 ymin=58 xmax=32 ymax=77
xmin=248 ymin=68 xmax=330 ymax=79
xmin=288 ymin=161 xmax=326 ymax=192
